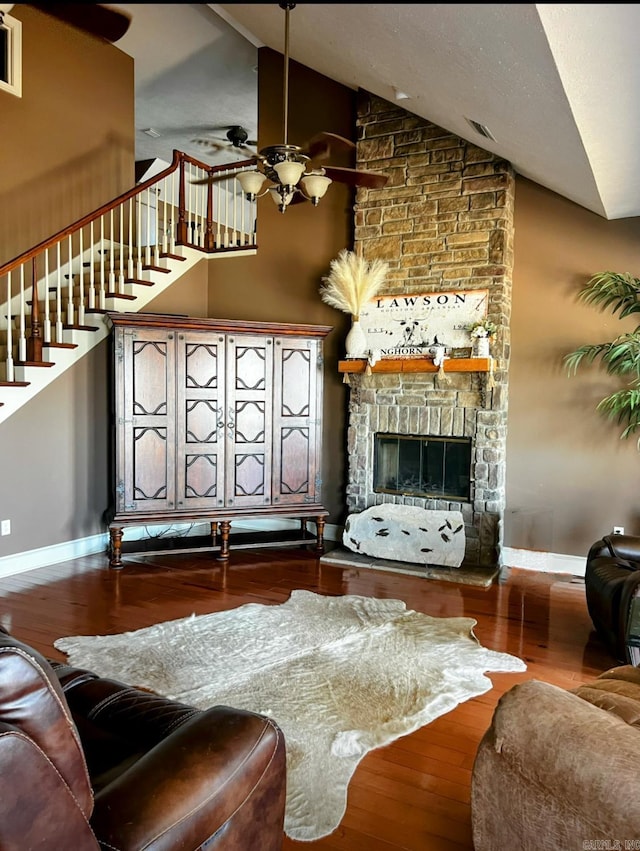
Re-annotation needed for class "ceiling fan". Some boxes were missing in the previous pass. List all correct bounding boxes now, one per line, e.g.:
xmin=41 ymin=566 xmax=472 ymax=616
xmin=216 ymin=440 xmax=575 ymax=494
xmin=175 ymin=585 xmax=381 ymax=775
xmin=193 ymin=2 xmax=388 ymax=212
xmin=191 ymin=125 xmax=259 ymax=158
xmin=4 ymin=4 xmax=131 ymax=43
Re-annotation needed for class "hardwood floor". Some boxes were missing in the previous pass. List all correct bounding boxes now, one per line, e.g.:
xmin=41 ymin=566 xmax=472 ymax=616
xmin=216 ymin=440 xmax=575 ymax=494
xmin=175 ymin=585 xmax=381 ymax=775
xmin=0 ymin=546 xmax=615 ymax=850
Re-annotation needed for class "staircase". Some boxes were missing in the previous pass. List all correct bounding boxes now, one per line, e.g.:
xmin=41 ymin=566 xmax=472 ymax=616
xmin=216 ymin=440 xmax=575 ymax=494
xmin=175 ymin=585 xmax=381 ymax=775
xmin=0 ymin=150 xmax=257 ymax=424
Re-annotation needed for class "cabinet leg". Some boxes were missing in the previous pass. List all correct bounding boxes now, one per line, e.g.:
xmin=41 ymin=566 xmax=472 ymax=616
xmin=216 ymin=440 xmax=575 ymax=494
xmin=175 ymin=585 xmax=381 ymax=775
xmin=109 ymin=527 xmax=124 ymax=570
xmin=217 ymin=519 xmax=231 ymax=561
xmin=315 ymin=516 xmax=325 ymax=554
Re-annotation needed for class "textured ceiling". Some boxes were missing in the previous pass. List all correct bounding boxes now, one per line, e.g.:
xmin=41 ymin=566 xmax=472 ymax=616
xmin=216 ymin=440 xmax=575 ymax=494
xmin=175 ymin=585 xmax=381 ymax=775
xmin=115 ymin=3 xmax=640 ymax=221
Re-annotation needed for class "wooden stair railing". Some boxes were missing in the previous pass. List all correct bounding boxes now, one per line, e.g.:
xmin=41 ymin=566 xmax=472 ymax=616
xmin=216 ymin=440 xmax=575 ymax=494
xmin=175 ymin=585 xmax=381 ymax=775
xmin=0 ymin=151 xmax=256 ymax=385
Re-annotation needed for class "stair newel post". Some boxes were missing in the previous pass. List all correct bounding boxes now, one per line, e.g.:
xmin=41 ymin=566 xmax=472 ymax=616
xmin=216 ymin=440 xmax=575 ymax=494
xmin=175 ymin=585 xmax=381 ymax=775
xmin=18 ymin=263 xmax=26 ymax=362
xmin=205 ymin=169 xmax=215 ymax=251
xmin=26 ymin=256 xmax=42 ymax=363
xmin=5 ymin=270 xmax=14 ymax=382
xmin=177 ymin=154 xmax=188 ymax=246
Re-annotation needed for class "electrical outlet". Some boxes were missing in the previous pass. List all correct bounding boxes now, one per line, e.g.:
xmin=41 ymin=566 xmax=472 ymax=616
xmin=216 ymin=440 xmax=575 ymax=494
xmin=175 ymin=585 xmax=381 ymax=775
xmin=0 ymin=519 xmax=10 ymax=536
xmin=613 ymin=525 xmax=625 ymax=536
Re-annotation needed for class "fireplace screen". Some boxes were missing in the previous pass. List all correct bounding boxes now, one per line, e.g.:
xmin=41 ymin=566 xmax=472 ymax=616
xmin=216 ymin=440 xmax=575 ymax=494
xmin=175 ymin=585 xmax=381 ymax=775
xmin=373 ymin=433 xmax=472 ymax=501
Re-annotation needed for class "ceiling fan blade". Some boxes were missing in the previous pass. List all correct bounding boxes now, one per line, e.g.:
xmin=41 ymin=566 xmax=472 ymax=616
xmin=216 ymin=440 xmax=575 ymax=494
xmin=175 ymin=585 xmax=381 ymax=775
xmin=322 ymin=166 xmax=388 ymax=189
xmin=306 ymin=132 xmax=356 ymax=162
xmin=30 ymin=3 xmax=131 ymax=43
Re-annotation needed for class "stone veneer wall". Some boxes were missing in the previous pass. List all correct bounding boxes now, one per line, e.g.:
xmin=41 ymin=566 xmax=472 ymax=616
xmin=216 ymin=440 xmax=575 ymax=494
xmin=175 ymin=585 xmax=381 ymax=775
xmin=346 ymin=91 xmax=515 ymax=567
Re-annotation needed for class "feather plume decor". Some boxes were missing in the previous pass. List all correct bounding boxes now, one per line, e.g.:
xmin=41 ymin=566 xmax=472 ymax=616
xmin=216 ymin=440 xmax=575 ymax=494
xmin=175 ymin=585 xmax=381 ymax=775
xmin=319 ymin=250 xmax=389 ymax=319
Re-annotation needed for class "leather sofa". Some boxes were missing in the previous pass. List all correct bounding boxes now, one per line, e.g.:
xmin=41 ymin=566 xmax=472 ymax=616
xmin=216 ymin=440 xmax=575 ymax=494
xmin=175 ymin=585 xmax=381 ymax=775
xmin=585 ymin=533 xmax=640 ymax=663
xmin=0 ymin=627 xmax=286 ymax=850
xmin=471 ymin=666 xmax=640 ymax=850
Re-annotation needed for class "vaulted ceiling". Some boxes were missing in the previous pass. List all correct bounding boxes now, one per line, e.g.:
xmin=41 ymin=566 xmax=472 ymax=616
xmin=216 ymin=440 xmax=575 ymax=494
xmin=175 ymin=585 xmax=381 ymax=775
xmin=115 ymin=3 xmax=640 ymax=221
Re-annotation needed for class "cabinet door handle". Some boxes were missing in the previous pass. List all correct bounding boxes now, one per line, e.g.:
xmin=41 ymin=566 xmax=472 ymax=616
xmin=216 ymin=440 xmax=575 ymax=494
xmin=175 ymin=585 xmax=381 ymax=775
xmin=216 ymin=406 xmax=225 ymax=435
xmin=227 ymin=407 xmax=235 ymax=435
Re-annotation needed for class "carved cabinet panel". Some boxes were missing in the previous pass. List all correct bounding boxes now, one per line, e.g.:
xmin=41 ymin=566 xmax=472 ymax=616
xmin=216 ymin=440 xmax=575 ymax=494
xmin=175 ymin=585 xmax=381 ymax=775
xmin=106 ymin=313 xmax=329 ymax=561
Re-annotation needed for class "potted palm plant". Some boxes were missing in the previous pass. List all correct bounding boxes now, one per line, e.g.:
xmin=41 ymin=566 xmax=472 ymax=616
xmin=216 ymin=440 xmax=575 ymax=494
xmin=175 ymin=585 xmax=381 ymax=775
xmin=564 ymin=271 xmax=640 ymax=445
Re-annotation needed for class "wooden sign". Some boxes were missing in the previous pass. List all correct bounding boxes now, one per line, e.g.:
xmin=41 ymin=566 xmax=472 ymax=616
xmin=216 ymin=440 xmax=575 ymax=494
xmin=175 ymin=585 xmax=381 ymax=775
xmin=359 ymin=289 xmax=489 ymax=358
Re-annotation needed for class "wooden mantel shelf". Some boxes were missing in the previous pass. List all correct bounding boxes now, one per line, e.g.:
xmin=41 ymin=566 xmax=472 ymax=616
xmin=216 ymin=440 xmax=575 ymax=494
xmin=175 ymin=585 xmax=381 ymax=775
xmin=338 ymin=357 xmax=493 ymax=374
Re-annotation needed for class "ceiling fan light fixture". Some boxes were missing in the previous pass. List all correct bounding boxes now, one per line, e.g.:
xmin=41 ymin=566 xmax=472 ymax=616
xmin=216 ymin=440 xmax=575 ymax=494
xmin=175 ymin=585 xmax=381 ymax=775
xmin=273 ymin=159 xmax=306 ymax=187
xmin=237 ymin=169 xmax=267 ymax=200
xmin=300 ymin=172 xmax=332 ymax=205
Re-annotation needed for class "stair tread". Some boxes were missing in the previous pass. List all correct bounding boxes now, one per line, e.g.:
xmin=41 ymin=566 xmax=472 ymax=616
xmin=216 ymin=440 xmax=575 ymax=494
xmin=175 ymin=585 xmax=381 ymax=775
xmin=45 ymin=342 xmax=78 ymax=350
xmin=105 ymin=292 xmax=137 ymax=300
xmin=14 ymin=360 xmax=55 ymax=368
xmin=0 ymin=380 xmax=30 ymax=387
xmin=62 ymin=324 xmax=100 ymax=332
xmin=142 ymin=264 xmax=171 ymax=273
xmin=124 ymin=278 xmax=155 ymax=286
xmin=160 ymin=252 xmax=187 ymax=261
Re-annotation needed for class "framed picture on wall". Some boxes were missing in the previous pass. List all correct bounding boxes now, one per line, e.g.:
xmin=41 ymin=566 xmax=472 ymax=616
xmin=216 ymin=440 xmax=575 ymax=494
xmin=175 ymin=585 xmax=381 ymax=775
xmin=359 ymin=289 xmax=489 ymax=358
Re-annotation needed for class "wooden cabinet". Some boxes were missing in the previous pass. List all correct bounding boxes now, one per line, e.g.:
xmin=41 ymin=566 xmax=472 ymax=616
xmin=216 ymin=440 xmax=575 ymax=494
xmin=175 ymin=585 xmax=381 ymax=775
xmin=105 ymin=312 xmax=331 ymax=568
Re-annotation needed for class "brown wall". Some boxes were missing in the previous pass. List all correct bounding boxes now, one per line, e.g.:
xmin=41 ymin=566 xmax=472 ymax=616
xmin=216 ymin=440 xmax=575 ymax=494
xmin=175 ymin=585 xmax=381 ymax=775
xmin=0 ymin=8 xmax=134 ymax=557
xmin=506 ymin=177 xmax=640 ymax=556
xmin=0 ymin=7 xmax=134 ymax=266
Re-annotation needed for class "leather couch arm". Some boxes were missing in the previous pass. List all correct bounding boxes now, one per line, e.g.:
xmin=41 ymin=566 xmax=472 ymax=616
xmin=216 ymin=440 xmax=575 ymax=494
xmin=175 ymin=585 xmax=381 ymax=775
xmin=91 ymin=706 xmax=286 ymax=851
xmin=595 ymin=534 xmax=640 ymax=564
xmin=472 ymin=679 xmax=640 ymax=848
xmin=0 ymin=727 xmax=99 ymax=851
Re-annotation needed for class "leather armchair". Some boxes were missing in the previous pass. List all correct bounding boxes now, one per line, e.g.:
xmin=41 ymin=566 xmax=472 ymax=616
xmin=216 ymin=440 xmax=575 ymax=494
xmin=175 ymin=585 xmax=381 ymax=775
xmin=0 ymin=628 xmax=286 ymax=851
xmin=585 ymin=533 xmax=640 ymax=663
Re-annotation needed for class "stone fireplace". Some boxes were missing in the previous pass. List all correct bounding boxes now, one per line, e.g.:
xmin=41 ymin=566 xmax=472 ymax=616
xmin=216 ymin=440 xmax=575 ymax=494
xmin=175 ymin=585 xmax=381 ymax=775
xmin=345 ymin=92 xmax=515 ymax=569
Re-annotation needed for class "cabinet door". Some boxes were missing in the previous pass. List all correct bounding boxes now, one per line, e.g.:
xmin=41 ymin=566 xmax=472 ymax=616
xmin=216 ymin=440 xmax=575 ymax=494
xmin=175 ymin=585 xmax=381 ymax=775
xmin=225 ymin=334 xmax=273 ymax=508
xmin=116 ymin=326 xmax=176 ymax=514
xmin=272 ymin=337 xmax=322 ymax=507
xmin=175 ymin=331 xmax=226 ymax=511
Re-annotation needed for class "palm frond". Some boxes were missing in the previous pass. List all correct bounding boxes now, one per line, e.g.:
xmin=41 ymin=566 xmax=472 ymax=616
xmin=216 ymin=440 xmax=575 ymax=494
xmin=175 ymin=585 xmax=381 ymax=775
xmin=577 ymin=271 xmax=640 ymax=319
xmin=319 ymin=250 xmax=389 ymax=317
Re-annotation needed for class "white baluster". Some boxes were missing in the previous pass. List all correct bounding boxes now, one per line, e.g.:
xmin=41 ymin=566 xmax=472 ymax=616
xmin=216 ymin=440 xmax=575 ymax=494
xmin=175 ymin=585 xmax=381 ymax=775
xmin=127 ymin=197 xmax=134 ymax=280
xmin=88 ymin=220 xmax=96 ymax=311
xmin=5 ymin=271 xmax=14 ymax=381
xmin=77 ymin=228 xmax=85 ymax=325
xmin=224 ymin=173 xmax=230 ymax=248
xmin=170 ymin=170 xmax=176 ymax=253
xmin=118 ymin=201 xmax=125 ymax=289
xmin=99 ymin=215 xmax=106 ymax=310
xmin=109 ymin=209 xmax=116 ymax=292
xmin=43 ymin=249 xmax=51 ymax=345
xmin=216 ymin=173 xmax=222 ymax=249
xmin=18 ymin=264 xmax=26 ymax=363
xmin=55 ymin=241 xmax=63 ymax=343
xmin=67 ymin=234 xmax=74 ymax=326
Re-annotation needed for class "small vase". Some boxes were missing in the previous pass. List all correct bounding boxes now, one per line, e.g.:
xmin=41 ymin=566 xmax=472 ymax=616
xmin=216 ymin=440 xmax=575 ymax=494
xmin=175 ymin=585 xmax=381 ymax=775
xmin=345 ymin=316 xmax=368 ymax=358
xmin=474 ymin=335 xmax=491 ymax=358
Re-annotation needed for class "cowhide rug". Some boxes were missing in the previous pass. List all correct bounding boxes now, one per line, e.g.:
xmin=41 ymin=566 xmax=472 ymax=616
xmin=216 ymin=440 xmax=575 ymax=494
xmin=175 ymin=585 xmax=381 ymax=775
xmin=55 ymin=589 xmax=526 ymax=841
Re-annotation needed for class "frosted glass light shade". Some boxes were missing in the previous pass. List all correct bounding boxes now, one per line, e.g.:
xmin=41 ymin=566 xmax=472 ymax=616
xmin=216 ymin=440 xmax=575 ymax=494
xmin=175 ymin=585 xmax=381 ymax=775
xmin=300 ymin=173 xmax=331 ymax=203
xmin=273 ymin=159 xmax=306 ymax=186
xmin=237 ymin=170 xmax=267 ymax=196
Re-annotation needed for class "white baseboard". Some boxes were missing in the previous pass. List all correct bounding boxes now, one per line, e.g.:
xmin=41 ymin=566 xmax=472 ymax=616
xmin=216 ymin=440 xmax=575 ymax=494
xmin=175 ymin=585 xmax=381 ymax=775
xmin=501 ymin=546 xmax=586 ymax=577
xmin=0 ymin=518 xmax=343 ymax=579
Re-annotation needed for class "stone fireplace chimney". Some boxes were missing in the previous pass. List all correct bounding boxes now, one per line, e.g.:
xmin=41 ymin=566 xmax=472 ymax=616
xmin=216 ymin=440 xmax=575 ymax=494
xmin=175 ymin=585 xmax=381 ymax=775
xmin=345 ymin=92 xmax=515 ymax=568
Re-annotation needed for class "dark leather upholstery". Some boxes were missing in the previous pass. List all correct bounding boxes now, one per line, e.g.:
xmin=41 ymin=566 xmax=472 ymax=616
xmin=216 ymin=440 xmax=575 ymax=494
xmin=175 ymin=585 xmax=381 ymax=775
xmin=585 ymin=534 xmax=640 ymax=663
xmin=0 ymin=629 xmax=286 ymax=851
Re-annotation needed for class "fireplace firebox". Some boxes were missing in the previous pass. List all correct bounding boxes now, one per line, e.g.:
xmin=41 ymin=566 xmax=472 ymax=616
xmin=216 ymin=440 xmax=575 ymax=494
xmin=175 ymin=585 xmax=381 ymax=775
xmin=373 ymin=433 xmax=472 ymax=501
